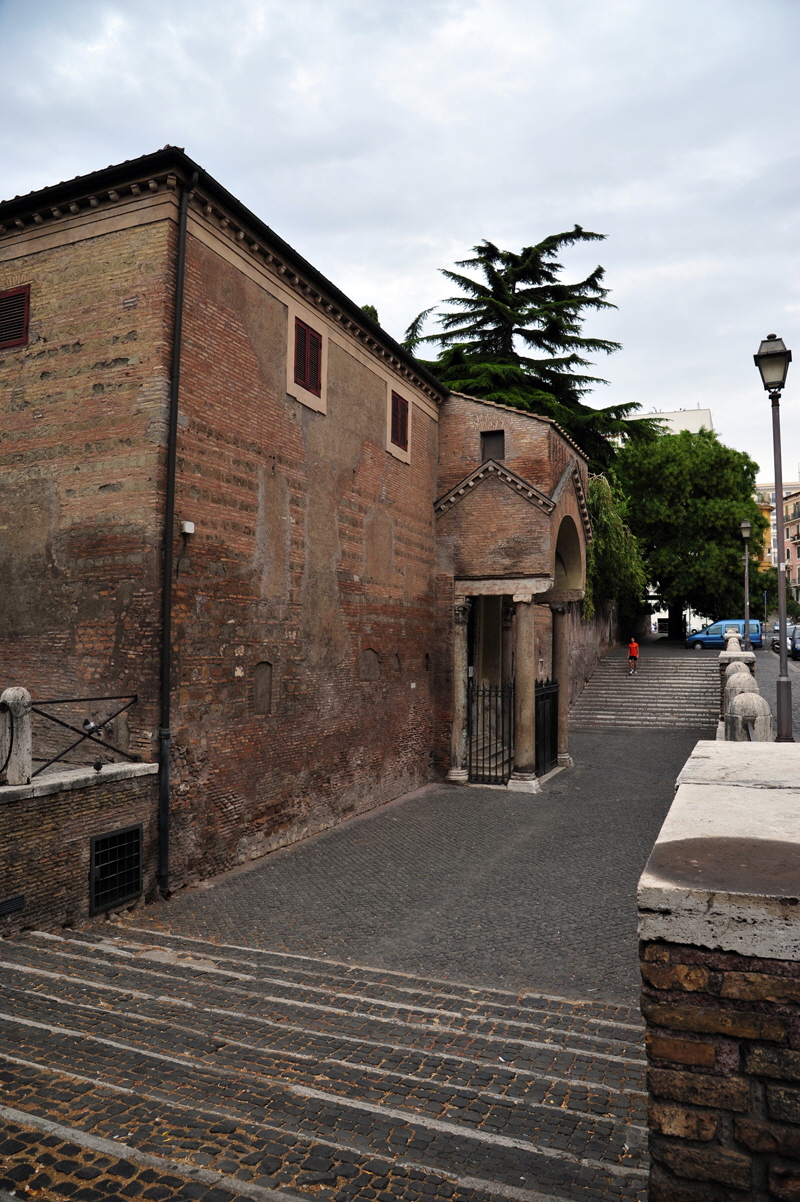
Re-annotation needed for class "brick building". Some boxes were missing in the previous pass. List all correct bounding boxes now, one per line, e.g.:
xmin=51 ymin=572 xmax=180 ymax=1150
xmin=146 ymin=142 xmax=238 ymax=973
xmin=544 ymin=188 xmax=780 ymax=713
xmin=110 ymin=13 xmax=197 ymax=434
xmin=0 ymin=148 xmax=599 ymax=905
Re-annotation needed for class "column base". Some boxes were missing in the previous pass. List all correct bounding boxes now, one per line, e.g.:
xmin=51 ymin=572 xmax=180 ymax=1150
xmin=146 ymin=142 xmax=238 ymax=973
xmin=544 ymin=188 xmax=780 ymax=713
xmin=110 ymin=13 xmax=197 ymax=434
xmin=507 ymin=771 xmax=541 ymax=794
xmin=716 ymin=720 xmax=725 ymax=741
xmin=446 ymin=767 xmax=469 ymax=784
xmin=557 ymin=753 xmax=573 ymax=768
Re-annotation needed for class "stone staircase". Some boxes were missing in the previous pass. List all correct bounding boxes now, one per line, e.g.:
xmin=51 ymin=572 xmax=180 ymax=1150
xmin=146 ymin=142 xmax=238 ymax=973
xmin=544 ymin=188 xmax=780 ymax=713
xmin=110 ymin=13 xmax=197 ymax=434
xmin=569 ymin=646 xmax=719 ymax=730
xmin=0 ymin=925 xmax=648 ymax=1202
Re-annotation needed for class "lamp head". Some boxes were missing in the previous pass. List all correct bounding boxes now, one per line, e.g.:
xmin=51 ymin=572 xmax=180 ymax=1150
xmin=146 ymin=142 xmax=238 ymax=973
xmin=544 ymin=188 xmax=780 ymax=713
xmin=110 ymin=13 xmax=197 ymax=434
xmin=740 ymin=518 xmax=752 ymax=541
xmin=754 ymin=334 xmax=792 ymax=391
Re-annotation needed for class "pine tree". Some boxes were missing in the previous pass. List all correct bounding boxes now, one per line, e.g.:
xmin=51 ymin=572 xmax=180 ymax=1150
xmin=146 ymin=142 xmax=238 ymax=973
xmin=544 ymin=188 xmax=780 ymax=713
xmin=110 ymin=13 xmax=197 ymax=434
xmin=403 ymin=228 xmax=659 ymax=470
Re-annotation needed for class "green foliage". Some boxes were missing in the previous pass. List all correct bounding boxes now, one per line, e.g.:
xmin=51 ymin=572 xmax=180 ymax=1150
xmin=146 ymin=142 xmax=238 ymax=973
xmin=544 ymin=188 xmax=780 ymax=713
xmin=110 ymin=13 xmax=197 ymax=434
xmin=582 ymin=475 xmax=648 ymax=628
xmin=616 ymin=429 xmax=766 ymax=622
xmin=403 ymin=230 xmax=662 ymax=471
xmin=361 ymin=304 xmax=380 ymax=324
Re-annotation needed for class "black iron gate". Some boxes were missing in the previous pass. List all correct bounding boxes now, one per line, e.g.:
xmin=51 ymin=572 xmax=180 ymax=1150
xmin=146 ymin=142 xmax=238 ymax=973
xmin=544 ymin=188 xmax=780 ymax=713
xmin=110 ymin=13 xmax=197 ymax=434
xmin=467 ymin=681 xmax=514 ymax=784
xmin=535 ymin=678 xmax=559 ymax=777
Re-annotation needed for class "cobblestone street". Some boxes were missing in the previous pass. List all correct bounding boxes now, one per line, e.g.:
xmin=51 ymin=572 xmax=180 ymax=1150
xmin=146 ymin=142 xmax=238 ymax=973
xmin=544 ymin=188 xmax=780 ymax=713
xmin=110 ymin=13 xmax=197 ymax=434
xmin=134 ymin=727 xmax=708 ymax=1005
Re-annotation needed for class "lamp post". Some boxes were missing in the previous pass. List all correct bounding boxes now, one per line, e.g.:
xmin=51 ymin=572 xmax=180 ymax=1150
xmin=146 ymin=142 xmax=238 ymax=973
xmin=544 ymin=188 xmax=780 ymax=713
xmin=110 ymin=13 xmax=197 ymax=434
xmin=754 ymin=334 xmax=793 ymax=741
xmin=740 ymin=518 xmax=752 ymax=650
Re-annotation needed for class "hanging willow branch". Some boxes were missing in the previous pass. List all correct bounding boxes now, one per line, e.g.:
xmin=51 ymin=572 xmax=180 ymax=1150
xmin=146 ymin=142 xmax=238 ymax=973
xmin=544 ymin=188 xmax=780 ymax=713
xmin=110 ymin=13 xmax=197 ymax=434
xmin=582 ymin=475 xmax=647 ymax=624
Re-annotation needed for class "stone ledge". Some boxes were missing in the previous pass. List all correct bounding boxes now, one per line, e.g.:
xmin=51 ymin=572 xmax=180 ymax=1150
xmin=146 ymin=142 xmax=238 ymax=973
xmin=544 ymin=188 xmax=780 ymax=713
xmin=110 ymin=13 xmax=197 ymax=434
xmin=0 ymin=761 xmax=158 ymax=804
xmin=638 ymin=742 xmax=800 ymax=960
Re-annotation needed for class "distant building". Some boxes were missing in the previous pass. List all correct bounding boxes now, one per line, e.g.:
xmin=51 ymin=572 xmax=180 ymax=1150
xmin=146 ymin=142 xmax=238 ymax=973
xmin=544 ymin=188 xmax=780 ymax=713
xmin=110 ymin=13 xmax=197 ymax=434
xmin=756 ymin=483 xmax=800 ymax=566
xmin=629 ymin=407 xmax=714 ymax=435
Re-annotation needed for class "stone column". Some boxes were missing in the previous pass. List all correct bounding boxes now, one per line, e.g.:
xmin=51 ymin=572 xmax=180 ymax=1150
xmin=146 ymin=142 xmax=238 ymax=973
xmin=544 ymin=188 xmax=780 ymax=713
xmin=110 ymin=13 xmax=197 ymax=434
xmin=501 ymin=601 xmax=515 ymax=685
xmin=0 ymin=687 xmax=33 ymax=786
xmin=551 ymin=604 xmax=573 ymax=768
xmin=508 ymin=596 xmax=540 ymax=793
xmin=447 ymin=597 xmax=471 ymax=783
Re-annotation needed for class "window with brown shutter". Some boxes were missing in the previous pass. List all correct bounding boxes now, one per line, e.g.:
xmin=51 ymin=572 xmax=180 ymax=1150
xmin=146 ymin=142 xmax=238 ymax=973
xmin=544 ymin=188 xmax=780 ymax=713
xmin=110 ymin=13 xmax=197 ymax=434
xmin=391 ymin=391 xmax=408 ymax=450
xmin=294 ymin=317 xmax=322 ymax=396
xmin=0 ymin=285 xmax=30 ymax=350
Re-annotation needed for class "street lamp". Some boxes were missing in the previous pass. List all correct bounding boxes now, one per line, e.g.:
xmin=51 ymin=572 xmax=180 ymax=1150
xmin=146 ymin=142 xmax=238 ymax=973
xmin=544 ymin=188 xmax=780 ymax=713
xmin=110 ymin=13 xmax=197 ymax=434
xmin=754 ymin=334 xmax=794 ymax=741
xmin=740 ymin=518 xmax=752 ymax=650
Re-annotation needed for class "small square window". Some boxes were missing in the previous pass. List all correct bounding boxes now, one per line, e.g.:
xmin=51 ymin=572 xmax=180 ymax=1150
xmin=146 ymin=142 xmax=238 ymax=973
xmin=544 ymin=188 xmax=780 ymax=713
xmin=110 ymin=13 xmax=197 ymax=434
xmin=391 ymin=391 xmax=409 ymax=451
xmin=481 ymin=430 xmax=505 ymax=461
xmin=294 ymin=317 xmax=322 ymax=396
xmin=0 ymin=285 xmax=30 ymax=350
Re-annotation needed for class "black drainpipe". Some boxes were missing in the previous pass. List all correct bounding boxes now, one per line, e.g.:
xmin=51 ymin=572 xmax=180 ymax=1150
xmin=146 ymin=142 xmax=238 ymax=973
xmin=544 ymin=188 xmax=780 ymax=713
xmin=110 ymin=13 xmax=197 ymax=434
xmin=158 ymin=169 xmax=198 ymax=896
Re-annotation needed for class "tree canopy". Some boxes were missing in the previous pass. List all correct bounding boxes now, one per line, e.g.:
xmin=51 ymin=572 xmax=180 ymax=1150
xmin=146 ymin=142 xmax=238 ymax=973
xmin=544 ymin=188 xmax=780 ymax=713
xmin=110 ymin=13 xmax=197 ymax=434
xmin=616 ymin=429 xmax=766 ymax=635
xmin=403 ymin=229 xmax=661 ymax=471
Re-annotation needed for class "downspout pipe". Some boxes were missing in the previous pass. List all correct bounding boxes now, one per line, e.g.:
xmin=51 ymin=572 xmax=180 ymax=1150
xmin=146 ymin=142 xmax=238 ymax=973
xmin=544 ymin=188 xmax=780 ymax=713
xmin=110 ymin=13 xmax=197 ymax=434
xmin=158 ymin=170 xmax=198 ymax=896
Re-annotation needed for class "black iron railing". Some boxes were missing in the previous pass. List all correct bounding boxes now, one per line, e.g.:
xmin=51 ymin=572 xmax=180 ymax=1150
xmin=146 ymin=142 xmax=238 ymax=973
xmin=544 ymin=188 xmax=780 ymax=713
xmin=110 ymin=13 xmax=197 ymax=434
xmin=31 ymin=694 xmax=141 ymax=777
xmin=535 ymin=678 xmax=559 ymax=777
xmin=467 ymin=681 xmax=514 ymax=784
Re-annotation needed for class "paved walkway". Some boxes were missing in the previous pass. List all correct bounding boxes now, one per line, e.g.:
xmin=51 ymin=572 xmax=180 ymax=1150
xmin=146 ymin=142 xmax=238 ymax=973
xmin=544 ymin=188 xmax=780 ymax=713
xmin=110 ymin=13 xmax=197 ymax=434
xmin=133 ymin=727 xmax=704 ymax=1005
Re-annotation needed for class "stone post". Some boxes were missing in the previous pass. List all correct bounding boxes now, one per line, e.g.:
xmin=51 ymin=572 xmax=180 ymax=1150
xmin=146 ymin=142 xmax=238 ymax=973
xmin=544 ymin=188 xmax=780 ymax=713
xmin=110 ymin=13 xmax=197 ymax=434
xmin=726 ymin=691 xmax=773 ymax=741
xmin=718 ymin=645 xmax=756 ymax=721
xmin=447 ymin=597 xmax=471 ymax=783
xmin=0 ymin=687 xmax=33 ymax=786
xmin=508 ymin=595 xmax=540 ymax=793
xmin=550 ymin=603 xmax=573 ymax=768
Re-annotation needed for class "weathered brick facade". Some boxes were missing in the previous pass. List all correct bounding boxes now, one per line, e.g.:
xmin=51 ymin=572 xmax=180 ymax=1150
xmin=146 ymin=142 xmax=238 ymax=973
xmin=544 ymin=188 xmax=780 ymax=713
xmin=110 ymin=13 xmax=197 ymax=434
xmin=642 ymin=939 xmax=800 ymax=1200
xmin=1 ymin=147 xmax=600 ymax=899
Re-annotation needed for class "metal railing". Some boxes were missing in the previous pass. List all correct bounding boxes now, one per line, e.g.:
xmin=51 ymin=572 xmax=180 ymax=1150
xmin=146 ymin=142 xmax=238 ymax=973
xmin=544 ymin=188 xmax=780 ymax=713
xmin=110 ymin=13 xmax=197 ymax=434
xmin=30 ymin=694 xmax=141 ymax=777
xmin=467 ymin=682 xmax=514 ymax=784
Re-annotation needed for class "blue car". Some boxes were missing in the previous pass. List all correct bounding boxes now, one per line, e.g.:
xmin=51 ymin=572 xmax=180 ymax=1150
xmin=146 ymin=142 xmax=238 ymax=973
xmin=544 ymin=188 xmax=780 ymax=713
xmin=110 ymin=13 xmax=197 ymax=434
xmin=685 ymin=620 xmax=762 ymax=650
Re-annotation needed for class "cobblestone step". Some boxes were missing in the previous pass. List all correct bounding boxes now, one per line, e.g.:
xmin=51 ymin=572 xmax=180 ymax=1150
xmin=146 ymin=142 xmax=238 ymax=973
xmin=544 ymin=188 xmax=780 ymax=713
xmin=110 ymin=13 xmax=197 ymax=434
xmin=0 ymin=931 xmax=647 ymax=1201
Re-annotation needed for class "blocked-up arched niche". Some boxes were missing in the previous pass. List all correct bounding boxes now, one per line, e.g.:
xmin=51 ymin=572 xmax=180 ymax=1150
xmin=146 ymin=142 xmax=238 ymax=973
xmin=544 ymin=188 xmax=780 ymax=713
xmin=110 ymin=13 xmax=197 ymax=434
xmin=359 ymin=648 xmax=381 ymax=681
xmin=553 ymin=515 xmax=582 ymax=589
xmin=253 ymin=661 xmax=273 ymax=714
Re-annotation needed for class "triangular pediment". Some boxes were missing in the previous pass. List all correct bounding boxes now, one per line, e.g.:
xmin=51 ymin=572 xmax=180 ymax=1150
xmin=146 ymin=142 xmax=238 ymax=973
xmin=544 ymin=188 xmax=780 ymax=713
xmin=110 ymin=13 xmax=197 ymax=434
xmin=434 ymin=460 xmax=555 ymax=518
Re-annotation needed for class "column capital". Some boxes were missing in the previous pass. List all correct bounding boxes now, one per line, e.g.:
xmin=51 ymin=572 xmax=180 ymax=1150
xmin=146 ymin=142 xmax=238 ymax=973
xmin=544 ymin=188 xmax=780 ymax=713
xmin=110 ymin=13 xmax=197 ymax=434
xmin=453 ymin=597 xmax=472 ymax=626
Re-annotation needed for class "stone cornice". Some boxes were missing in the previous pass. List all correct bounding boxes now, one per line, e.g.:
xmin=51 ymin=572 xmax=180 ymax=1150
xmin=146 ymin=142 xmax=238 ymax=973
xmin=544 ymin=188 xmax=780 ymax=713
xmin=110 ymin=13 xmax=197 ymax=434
xmin=434 ymin=460 xmax=556 ymax=517
xmin=552 ymin=460 xmax=592 ymax=543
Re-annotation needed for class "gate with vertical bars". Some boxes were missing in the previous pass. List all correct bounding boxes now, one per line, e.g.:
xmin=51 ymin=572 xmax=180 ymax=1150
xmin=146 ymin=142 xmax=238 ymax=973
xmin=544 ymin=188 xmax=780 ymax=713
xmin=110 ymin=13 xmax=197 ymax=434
xmin=467 ymin=681 xmax=514 ymax=784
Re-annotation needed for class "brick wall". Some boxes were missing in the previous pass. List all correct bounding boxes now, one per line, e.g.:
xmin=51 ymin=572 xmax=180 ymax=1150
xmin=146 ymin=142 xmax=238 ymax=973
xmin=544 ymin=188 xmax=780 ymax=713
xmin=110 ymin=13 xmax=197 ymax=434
xmin=642 ymin=938 xmax=800 ymax=1200
xmin=162 ymin=223 xmax=440 ymax=885
xmin=0 ymin=198 xmax=175 ymax=758
xmin=0 ymin=768 xmax=158 ymax=935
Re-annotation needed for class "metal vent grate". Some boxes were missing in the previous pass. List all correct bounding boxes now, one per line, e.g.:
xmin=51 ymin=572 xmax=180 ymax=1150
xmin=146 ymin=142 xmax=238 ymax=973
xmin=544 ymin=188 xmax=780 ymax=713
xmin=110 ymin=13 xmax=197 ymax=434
xmin=90 ymin=824 xmax=142 ymax=914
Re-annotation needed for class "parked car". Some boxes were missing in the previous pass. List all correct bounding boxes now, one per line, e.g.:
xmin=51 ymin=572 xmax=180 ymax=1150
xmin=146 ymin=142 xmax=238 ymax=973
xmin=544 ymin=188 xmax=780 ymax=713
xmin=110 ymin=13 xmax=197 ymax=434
xmin=771 ymin=625 xmax=800 ymax=658
xmin=685 ymin=620 xmax=763 ymax=650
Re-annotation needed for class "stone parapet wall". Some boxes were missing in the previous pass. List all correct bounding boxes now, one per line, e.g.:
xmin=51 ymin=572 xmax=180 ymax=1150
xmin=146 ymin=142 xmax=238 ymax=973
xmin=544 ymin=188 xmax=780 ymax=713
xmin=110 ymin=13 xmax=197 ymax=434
xmin=642 ymin=938 xmax=800 ymax=1200
xmin=639 ymin=741 xmax=800 ymax=1200
xmin=0 ymin=763 xmax=158 ymax=935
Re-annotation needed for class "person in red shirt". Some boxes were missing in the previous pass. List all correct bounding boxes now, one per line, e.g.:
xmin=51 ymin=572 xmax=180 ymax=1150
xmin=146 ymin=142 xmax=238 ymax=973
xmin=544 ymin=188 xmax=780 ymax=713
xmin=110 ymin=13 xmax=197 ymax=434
xmin=628 ymin=638 xmax=639 ymax=674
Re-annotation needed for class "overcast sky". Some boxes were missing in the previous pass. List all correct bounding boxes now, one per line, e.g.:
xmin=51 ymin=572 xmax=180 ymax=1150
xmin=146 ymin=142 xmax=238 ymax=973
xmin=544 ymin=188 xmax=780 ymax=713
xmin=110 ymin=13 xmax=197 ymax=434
xmin=2 ymin=0 xmax=798 ymax=481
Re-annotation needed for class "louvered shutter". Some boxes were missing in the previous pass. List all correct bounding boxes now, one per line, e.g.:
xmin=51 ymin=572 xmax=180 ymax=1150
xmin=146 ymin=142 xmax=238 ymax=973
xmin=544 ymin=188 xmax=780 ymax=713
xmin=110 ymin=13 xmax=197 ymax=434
xmin=294 ymin=319 xmax=308 ymax=387
xmin=307 ymin=327 xmax=321 ymax=394
xmin=391 ymin=392 xmax=408 ymax=450
xmin=0 ymin=286 xmax=30 ymax=350
xmin=294 ymin=317 xmax=322 ymax=397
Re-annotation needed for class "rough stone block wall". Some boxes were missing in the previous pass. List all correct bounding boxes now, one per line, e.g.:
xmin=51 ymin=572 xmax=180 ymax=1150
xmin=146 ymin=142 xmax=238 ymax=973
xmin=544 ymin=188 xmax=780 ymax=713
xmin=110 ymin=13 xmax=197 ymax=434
xmin=641 ymin=938 xmax=800 ymax=1200
xmin=0 ymin=772 xmax=158 ymax=936
xmin=567 ymin=601 xmax=617 ymax=706
xmin=0 ymin=205 xmax=174 ymax=758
